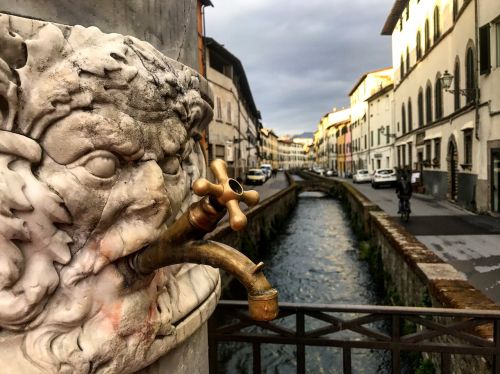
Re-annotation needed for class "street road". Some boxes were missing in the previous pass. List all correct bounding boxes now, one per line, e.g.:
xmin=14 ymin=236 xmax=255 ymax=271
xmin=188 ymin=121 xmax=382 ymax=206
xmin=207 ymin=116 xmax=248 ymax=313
xmin=342 ymin=178 xmax=500 ymax=304
xmin=242 ymin=172 xmax=289 ymax=202
xmin=218 ymin=172 xmax=289 ymax=224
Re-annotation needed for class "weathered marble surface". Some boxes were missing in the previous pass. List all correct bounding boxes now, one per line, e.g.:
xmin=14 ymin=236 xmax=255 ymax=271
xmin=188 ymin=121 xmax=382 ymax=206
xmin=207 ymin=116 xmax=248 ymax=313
xmin=0 ymin=13 xmax=218 ymax=373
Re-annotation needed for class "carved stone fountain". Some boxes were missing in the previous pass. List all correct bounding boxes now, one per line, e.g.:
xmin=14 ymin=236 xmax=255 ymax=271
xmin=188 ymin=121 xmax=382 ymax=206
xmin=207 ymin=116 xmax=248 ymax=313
xmin=0 ymin=13 xmax=277 ymax=373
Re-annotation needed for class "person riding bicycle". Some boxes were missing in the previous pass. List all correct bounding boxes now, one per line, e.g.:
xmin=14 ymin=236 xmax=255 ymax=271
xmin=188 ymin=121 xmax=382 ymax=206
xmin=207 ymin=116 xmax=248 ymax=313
xmin=396 ymin=170 xmax=412 ymax=214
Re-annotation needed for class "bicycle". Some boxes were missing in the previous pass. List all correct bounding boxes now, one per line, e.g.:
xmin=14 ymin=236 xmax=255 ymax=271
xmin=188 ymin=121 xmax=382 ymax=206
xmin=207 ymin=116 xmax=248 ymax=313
xmin=400 ymin=198 xmax=411 ymax=222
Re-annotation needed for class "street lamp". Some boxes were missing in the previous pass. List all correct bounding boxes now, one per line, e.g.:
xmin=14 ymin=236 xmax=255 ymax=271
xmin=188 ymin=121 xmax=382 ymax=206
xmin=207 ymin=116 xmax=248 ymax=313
xmin=379 ymin=127 xmax=396 ymax=138
xmin=440 ymin=70 xmax=476 ymax=98
xmin=440 ymin=70 xmax=454 ymax=90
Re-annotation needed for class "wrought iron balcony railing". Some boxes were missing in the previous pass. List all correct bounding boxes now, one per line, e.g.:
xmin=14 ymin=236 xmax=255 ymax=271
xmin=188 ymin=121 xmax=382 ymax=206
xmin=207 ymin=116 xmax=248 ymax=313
xmin=208 ymin=300 xmax=500 ymax=374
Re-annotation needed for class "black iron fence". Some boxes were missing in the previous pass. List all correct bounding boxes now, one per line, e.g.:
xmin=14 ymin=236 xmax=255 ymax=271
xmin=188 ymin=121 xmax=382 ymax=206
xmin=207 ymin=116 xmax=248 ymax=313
xmin=208 ymin=300 xmax=500 ymax=374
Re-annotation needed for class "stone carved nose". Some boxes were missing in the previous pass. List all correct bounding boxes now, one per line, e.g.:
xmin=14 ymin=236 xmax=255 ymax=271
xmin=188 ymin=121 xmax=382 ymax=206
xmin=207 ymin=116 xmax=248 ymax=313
xmin=192 ymin=159 xmax=259 ymax=231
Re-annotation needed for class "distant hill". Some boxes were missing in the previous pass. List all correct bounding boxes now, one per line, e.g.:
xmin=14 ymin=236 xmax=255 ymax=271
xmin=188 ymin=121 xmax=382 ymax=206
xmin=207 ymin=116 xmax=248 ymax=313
xmin=293 ymin=132 xmax=314 ymax=139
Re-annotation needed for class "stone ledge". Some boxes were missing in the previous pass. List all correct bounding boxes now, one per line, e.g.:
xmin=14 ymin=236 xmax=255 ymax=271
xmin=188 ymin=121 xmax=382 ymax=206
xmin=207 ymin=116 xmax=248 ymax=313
xmin=417 ymin=263 xmax=467 ymax=281
xmin=429 ymin=279 xmax=498 ymax=340
xmin=370 ymin=211 xmax=443 ymax=268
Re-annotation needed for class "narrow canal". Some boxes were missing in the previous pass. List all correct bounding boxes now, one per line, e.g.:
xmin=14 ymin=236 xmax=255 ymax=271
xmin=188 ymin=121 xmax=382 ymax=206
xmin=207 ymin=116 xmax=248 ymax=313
xmin=218 ymin=192 xmax=390 ymax=373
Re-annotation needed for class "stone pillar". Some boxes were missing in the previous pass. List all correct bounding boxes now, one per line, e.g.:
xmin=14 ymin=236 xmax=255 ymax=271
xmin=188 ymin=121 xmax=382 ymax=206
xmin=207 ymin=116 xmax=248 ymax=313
xmin=0 ymin=11 xmax=218 ymax=373
xmin=0 ymin=0 xmax=199 ymax=70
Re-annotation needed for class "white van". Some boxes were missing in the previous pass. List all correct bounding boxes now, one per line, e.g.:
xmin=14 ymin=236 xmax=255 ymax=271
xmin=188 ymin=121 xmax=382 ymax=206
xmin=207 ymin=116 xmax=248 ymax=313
xmin=260 ymin=164 xmax=272 ymax=180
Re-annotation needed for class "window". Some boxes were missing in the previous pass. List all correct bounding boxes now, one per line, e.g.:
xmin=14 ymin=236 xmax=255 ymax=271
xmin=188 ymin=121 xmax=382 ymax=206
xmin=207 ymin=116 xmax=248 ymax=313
xmin=208 ymin=143 xmax=214 ymax=161
xmin=210 ymin=52 xmax=232 ymax=78
xmin=434 ymin=138 xmax=441 ymax=165
xmin=425 ymin=83 xmax=433 ymax=124
xmin=416 ymin=31 xmax=422 ymax=60
xmin=435 ymin=75 xmax=443 ymax=119
xmin=371 ymin=131 xmax=374 ymax=146
xmin=227 ymin=102 xmax=232 ymax=123
xmin=408 ymin=99 xmax=413 ymax=132
xmin=386 ymin=125 xmax=390 ymax=144
xmin=479 ymin=24 xmax=491 ymax=75
xmin=454 ymin=59 xmax=461 ymax=110
xmin=216 ymin=97 xmax=222 ymax=120
xmin=433 ymin=7 xmax=440 ymax=42
xmin=400 ymin=55 xmax=405 ymax=80
xmin=364 ymin=135 xmax=367 ymax=149
xmin=408 ymin=142 xmax=413 ymax=169
xmin=453 ymin=0 xmax=458 ymax=21
xmin=402 ymin=104 xmax=406 ymax=134
xmin=497 ymin=23 xmax=500 ymax=67
xmin=466 ymin=47 xmax=475 ymax=103
xmin=464 ymin=130 xmax=473 ymax=165
xmin=425 ymin=19 xmax=430 ymax=52
xmin=425 ymin=141 xmax=432 ymax=162
xmin=215 ymin=144 xmax=225 ymax=158
xmin=418 ymin=89 xmax=424 ymax=127
xmin=406 ymin=47 xmax=410 ymax=72
xmin=377 ymin=128 xmax=381 ymax=145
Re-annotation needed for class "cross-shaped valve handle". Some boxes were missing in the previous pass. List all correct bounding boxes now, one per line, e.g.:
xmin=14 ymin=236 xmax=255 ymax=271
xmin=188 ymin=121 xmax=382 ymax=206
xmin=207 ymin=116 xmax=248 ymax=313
xmin=192 ymin=159 xmax=260 ymax=231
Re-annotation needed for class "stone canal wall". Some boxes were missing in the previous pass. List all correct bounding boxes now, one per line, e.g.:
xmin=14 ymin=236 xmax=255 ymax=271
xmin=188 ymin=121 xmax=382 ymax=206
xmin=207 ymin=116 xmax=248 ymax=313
xmin=296 ymin=172 xmax=498 ymax=374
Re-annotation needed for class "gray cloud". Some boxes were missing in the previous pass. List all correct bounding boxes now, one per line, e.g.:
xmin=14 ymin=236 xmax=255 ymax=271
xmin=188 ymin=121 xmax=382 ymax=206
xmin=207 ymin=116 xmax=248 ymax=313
xmin=205 ymin=0 xmax=394 ymax=135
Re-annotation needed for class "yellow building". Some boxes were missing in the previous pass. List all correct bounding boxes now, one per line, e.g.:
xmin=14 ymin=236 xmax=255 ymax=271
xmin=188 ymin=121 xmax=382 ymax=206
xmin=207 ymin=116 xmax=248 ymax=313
xmin=260 ymin=128 xmax=279 ymax=169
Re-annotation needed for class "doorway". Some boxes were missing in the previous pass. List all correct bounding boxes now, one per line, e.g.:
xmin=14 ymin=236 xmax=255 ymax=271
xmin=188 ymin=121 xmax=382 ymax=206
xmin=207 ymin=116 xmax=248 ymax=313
xmin=492 ymin=148 xmax=500 ymax=212
xmin=447 ymin=138 xmax=458 ymax=201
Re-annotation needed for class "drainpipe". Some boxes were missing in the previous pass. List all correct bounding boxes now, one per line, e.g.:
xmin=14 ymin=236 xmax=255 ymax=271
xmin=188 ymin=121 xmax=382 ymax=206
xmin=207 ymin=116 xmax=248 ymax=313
xmin=237 ymin=92 xmax=241 ymax=178
xmin=367 ymin=105 xmax=371 ymax=173
xmin=474 ymin=0 xmax=480 ymax=140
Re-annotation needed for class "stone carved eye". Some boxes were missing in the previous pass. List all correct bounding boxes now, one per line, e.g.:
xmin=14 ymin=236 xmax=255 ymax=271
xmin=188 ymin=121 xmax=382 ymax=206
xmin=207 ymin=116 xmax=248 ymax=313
xmin=82 ymin=151 xmax=118 ymax=178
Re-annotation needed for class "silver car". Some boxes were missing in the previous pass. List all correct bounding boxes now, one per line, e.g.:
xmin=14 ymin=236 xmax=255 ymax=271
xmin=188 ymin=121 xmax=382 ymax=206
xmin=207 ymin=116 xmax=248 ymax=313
xmin=353 ymin=169 xmax=371 ymax=183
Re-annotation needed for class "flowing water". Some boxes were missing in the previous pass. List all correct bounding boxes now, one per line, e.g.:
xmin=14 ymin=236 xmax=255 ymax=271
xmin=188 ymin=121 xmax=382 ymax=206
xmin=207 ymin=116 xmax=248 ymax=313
xmin=218 ymin=192 xmax=390 ymax=373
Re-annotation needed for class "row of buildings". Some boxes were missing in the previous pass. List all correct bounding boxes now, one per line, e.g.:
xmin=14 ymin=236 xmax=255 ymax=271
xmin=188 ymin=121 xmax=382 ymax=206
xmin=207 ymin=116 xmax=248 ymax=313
xmin=312 ymin=0 xmax=500 ymax=214
xmin=204 ymin=37 xmax=310 ymax=178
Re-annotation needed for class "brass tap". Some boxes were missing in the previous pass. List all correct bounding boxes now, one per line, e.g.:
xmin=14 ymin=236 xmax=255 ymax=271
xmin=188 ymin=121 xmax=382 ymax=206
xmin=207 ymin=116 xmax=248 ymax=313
xmin=128 ymin=159 xmax=279 ymax=321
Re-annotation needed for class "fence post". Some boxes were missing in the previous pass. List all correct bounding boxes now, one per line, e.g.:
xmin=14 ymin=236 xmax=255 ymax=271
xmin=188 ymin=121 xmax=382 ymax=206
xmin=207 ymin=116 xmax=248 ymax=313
xmin=297 ymin=311 xmax=305 ymax=374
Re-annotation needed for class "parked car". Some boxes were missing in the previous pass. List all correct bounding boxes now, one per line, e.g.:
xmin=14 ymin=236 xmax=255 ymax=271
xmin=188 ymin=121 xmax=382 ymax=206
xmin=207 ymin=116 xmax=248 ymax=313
xmin=246 ymin=169 xmax=266 ymax=185
xmin=325 ymin=169 xmax=337 ymax=177
xmin=260 ymin=164 xmax=272 ymax=180
xmin=312 ymin=167 xmax=325 ymax=175
xmin=353 ymin=169 xmax=371 ymax=183
xmin=371 ymin=168 xmax=397 ymax=188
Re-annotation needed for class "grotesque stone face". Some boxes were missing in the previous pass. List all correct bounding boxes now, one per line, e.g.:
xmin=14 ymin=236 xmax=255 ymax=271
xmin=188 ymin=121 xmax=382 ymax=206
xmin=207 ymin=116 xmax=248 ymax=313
xmin=0 ymin=15 xmax=218 ymax=373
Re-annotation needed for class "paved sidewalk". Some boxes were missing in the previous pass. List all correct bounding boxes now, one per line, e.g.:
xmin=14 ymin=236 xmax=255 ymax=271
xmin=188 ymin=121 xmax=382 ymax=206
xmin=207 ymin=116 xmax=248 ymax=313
xmin=242 ymin=172 xmax=289 ymax=202
xmin=342 ymin=178 xmax=500 ymax=304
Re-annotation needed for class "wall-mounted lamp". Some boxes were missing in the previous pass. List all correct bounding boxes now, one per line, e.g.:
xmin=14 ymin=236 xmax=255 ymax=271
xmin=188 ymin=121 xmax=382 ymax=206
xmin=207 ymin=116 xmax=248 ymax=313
xmin=379 ymin=127 xmax=396 ymax=138
xmin=440 ymin=70 xmax=476 ymax=97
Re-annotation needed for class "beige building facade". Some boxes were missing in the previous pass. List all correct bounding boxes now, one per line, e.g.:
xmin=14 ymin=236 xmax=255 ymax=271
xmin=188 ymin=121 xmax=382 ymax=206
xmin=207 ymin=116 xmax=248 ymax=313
xmin=260 ymin=128 xmax=279 ymax=169
xmin=349 ymin=68 xmax=394 ymax=172
xmin=382 ymin=0 xmax=500 ymax=212
xmin=205 ymin=38 xmax=261 ymax=179
xmin=366 ymin=84 xmax=396 ymax=172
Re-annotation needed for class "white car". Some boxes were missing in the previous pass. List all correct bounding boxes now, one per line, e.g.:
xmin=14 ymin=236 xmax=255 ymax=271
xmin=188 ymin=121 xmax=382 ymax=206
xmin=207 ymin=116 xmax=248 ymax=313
xmin=246 ymin=169 xmax=266 ymax=185
xmin=353 ymin=169 xmax=371 ymax=183
xmin=371 ymin=168 xmax=397 ymax=188
xmin=260 ymin=164 xmax=272 ymax=180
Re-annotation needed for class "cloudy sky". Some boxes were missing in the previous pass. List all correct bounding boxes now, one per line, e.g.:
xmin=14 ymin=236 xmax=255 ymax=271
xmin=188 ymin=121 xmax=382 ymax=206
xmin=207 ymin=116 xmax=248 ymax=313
xmin=205 ymin=0 xmax=394 ymax=136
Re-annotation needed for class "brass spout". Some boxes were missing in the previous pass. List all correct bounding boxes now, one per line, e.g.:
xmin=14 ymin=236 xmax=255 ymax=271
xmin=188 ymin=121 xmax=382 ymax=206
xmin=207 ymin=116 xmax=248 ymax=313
xmin=126 ymin=159 xmax=278 ymax=321
xmin=130 ymin=240 xmax=278 ymax=321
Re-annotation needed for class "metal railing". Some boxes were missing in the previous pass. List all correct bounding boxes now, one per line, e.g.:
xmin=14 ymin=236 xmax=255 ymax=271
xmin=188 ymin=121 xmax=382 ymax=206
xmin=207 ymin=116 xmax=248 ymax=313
xmin=208 ymin=301 xmax=500 ymax=374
